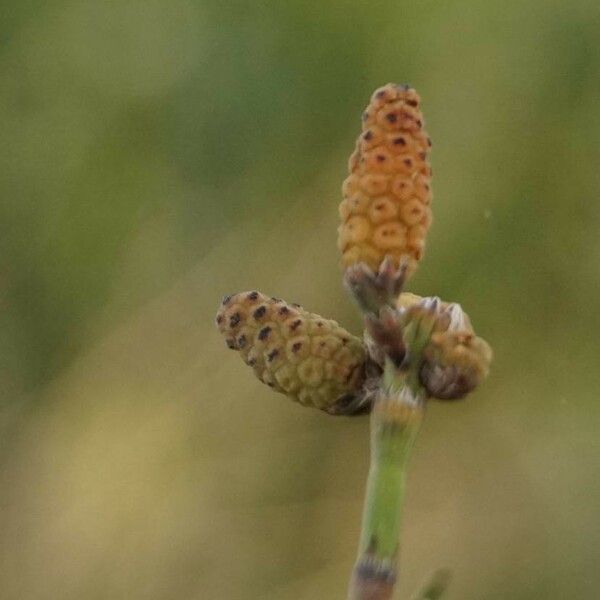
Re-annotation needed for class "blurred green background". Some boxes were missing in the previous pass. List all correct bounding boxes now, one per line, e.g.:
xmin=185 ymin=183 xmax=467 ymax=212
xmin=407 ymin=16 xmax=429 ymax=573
xmin=1 ymin=1 xmax=599 ymax=598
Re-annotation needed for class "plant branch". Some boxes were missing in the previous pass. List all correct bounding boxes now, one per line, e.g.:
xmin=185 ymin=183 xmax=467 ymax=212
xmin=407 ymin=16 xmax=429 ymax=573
xmin=345 ymin=261 xmax=443 ymax=600
xmin=347 ymin=363 xmax=425 ymax=600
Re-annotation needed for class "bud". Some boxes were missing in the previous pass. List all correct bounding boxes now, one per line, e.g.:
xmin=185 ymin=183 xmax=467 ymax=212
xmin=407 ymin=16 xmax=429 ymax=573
xmin=215 ymin=291 xmax=368 ymax=414
xmin=339 ymin=84 xmax=433 ymax=277
xmin=421 ymin=330 xmax=492 ymax=400
xmin=397 ymin=294 xmax=492 ymax=400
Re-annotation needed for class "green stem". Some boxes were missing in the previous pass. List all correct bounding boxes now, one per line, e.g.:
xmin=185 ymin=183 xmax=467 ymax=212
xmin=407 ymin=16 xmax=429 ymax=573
xmin=344 ymin=262 xmax=442 ymax=599
xmin=359 ymin=389 xmax=423 ymax=557
xmin=348 ymin=362 xmax=425 ymax=600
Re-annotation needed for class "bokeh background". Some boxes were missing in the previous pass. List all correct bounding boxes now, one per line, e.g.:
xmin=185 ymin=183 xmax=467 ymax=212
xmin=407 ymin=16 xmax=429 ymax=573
xmin=1 ymin=1 xmax=599 ymax=598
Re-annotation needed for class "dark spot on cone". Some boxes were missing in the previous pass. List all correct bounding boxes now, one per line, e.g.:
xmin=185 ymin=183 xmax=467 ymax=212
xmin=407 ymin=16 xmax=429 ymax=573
xmin=258 ymin=326 xmax=272 ymax=341
xmin=253 ymin=306 xmax=267 ymax=319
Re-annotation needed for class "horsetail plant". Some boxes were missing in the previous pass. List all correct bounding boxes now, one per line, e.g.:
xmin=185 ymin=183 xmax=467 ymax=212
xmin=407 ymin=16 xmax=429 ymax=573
xmin=216 ymin=84 xmax=492 ymax=599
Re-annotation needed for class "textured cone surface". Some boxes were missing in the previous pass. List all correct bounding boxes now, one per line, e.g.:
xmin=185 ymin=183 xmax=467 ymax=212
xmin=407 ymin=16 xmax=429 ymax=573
xmin=396 ymin=293 xmax=491 ymax=399
xmin=422 ymin=330 xmax=492 ymax=400
xmin=216 ymin=292 xmax=367 ymax=412
xmin=339 ymin=83 xmax=433 ymax=276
